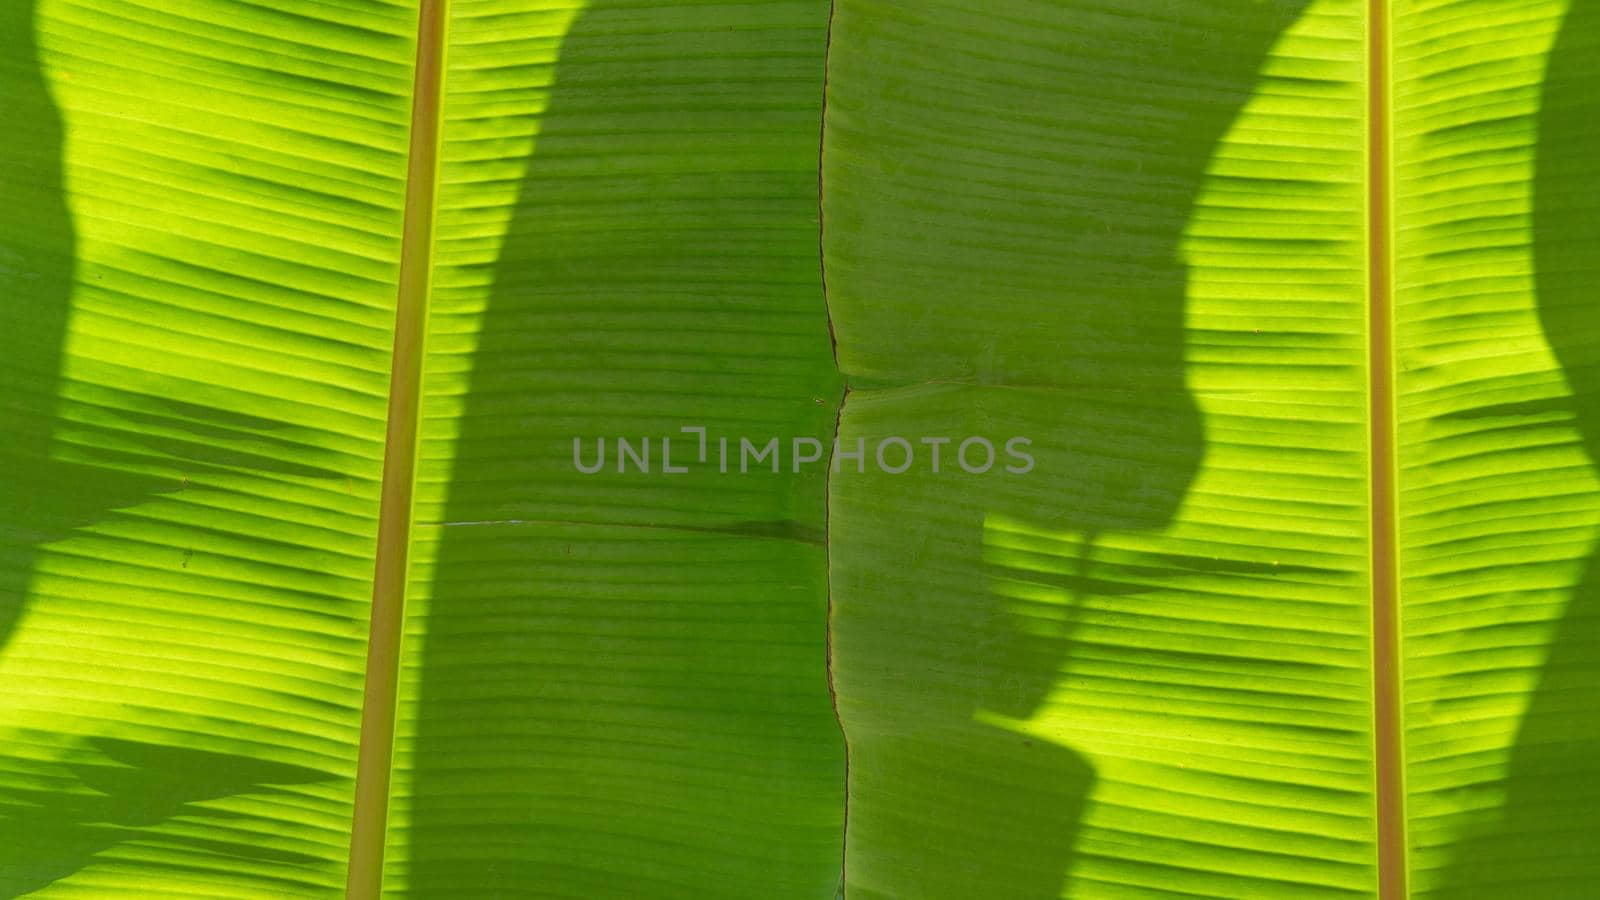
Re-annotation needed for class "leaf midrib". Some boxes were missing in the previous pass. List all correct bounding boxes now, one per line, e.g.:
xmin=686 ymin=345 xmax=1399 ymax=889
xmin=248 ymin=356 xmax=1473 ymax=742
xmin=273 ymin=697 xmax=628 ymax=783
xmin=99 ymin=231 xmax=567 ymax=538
xmin=1368 ymin=0 xmax=1405 ymax=895
xmin=339 ymin=1 xmax=1412 ymax=897
xmin=345 ymin=1 xmax=448 ymax=897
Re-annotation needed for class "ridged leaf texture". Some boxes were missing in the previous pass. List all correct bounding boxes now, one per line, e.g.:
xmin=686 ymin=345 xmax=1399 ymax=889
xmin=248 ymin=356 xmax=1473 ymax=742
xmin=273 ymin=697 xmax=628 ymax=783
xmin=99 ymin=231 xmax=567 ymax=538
xmin=1 ymin=0 xmax=1597 ymax=898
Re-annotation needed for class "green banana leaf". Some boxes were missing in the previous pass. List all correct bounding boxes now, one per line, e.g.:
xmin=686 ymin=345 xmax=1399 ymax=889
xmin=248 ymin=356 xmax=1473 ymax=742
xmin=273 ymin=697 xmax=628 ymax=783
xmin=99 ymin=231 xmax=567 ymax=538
xmin=0 ymin=0 xmax=1596 ymax=897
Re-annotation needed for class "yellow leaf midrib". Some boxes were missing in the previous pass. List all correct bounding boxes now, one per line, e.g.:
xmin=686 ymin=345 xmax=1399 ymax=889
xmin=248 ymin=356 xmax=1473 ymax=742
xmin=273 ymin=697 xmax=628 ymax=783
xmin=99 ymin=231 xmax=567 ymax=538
xmin=336 ymin=1 xmax=1411 ymax=897
xmin=1368 ymin=0 xmax=1405 ymax=894
xmin=346 ymin=1 xmax=449 ymax=896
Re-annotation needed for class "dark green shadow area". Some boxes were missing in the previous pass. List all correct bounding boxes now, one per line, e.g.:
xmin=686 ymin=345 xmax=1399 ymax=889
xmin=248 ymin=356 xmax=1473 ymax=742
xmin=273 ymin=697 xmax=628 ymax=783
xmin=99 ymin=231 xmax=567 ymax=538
xmin=0 ymin=0 xmax=97 ymax=649
xmin=822 ymin=1 xmax=1313 ymax=897
xmin=0 ymin=5 xmax=362 ymax=891
xmin=1437 ymin=4 xmax=1600 ymax=895
xmin=405 ymin=2 xmax=845 ymax=897
xmin=0 ymin=737 xmax=334 ymax=896
xmin=0 ymin=2 xmax=357 ymax=657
